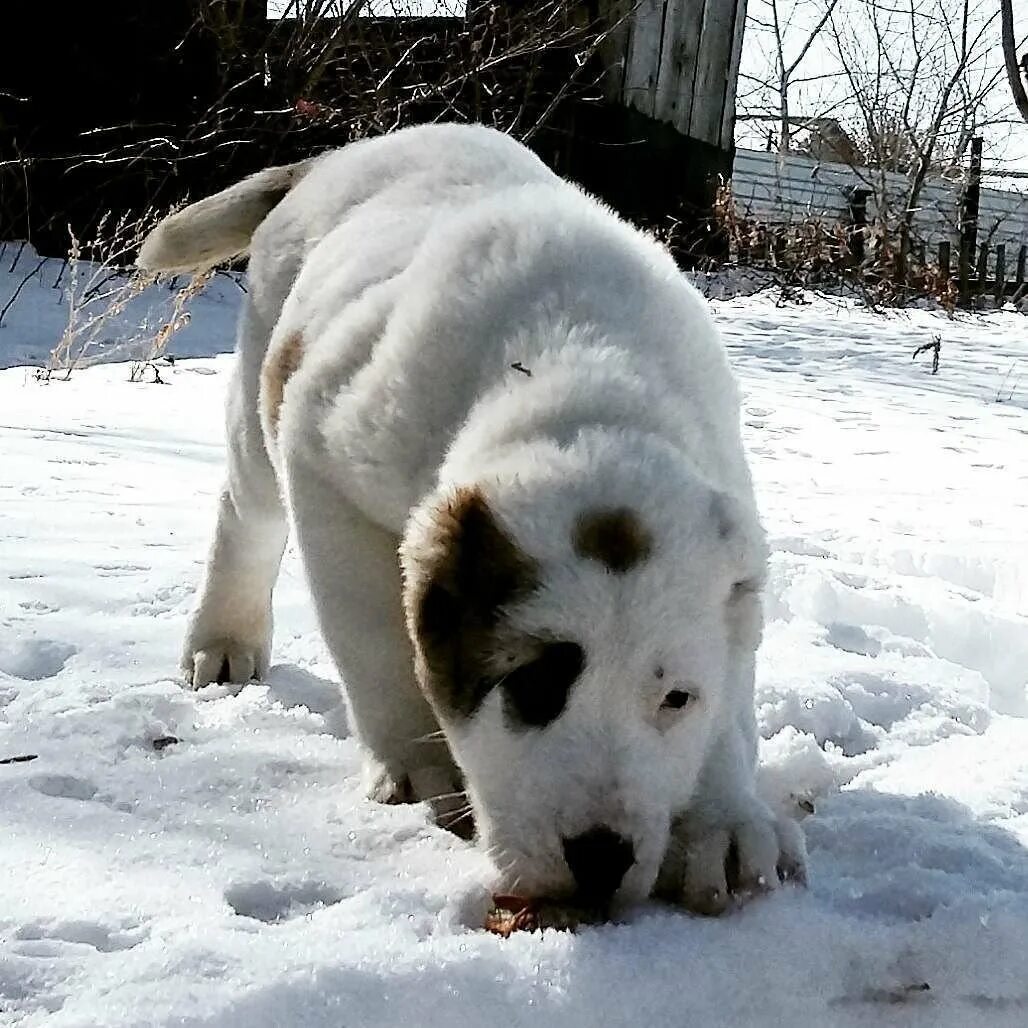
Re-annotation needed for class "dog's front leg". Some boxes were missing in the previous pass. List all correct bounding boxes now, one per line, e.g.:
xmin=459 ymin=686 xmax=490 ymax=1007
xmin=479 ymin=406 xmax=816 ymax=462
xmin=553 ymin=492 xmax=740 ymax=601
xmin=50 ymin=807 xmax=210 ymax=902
xmin=284 ymin=456 xmax=467 ymax=834
xmin=656 ymin=652 xmax=808 ymax=915
xmin=182 ymin=312 xmax=289 ymax=688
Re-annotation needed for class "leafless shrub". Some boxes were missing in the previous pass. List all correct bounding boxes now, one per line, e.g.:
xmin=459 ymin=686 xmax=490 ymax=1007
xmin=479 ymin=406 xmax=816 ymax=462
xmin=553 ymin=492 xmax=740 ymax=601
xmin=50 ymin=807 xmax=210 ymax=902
xmin=33 ymin=207 xmax=214 ymax=381
xmin=705 ymin=180 xmax=851 ymax=280
xmin=701 ymin=178 xmax=966 ymax=311
xmin=83 ymin=1 xmax=609 ymax=190
xmin=39 ymin=212 xmax=160 ymax=380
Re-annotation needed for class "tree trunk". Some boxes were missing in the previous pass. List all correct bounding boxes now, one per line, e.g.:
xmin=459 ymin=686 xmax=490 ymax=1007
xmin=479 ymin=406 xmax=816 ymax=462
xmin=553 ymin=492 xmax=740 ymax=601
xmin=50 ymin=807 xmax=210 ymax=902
xmin=1001 ymin=0 xmax=1028 ymax=123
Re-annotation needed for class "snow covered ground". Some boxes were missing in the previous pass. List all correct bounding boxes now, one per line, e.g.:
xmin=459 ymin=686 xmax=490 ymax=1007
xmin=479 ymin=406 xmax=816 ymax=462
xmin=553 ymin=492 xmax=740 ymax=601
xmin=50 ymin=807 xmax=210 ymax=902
xmin=2 ymin=250 xmax=1028 ymax=1026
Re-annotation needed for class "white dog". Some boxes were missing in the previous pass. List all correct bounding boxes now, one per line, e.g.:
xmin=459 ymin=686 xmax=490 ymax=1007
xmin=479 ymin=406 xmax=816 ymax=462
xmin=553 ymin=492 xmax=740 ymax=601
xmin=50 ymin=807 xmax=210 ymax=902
xmin=139 ymin=123 xmax=806 ymax=916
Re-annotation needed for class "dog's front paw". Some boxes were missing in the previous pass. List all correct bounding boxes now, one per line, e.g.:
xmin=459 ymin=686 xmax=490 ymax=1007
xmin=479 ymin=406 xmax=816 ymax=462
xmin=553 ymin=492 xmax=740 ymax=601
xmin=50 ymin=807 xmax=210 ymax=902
xmin=181 ymin=615 xmax=271 ymax=689
xmin=364 ymin=758 xmax=473 ymax=839
xmin=658 ymin=798 xmax=807 ymax=916
xmin=184 ymin=642 xmax=265 ymax=688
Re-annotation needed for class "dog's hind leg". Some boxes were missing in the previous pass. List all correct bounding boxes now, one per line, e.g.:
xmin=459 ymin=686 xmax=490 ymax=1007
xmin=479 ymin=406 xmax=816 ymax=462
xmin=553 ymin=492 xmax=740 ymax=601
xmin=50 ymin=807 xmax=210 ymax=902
xmin=283 ymin=454 xmax=466 ymax=831
xmin=181 ymin=299 xmax=288 ymax=688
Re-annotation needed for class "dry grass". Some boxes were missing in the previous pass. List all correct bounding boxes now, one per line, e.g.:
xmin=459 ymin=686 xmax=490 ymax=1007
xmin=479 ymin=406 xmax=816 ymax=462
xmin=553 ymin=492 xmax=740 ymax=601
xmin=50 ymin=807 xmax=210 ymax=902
xmin=701 ymin=180 xmax=980 ymax=312
xmin=129 ymin=268 xmax=215 ymax=383
xmin=39 ymin=211 xmax=160 ymax=381
xmin=33 ymin=206 xmax=216 ymax=382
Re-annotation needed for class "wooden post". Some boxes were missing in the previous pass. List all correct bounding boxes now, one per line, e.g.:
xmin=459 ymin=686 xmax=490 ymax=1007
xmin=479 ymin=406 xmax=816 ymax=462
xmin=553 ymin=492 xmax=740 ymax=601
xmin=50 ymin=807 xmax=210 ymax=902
xmin=1016 ymin=245 xmax=1027 ymax=290
xmin=938 ymin=240 xmax=951 ymax=282
xmin=897 ymin=223 xmax=910 ymax=290
xmin=958 ymin=242 xmax=970 ymax=302
xmin=995 ymin=244 xmax=1006 ymax=305
xmin=958 ymin=137 xmax=983 ymax=307
xmin=846 ymin=187 xmax=871 ymax=266
xmin=977 ymin=243 xmax=988 ymax=302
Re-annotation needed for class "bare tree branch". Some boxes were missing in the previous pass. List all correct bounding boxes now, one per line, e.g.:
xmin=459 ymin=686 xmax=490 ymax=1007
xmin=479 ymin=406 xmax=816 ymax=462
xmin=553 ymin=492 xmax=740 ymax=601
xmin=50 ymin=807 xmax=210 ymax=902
xmin=785 ymin=0 xmax=840 ymax=77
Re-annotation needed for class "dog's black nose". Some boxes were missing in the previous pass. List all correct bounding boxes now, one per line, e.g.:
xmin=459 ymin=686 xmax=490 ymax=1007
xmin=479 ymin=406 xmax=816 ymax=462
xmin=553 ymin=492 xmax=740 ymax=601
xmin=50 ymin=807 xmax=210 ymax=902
xmin=562 ymin=826 xmax=635 ymax=901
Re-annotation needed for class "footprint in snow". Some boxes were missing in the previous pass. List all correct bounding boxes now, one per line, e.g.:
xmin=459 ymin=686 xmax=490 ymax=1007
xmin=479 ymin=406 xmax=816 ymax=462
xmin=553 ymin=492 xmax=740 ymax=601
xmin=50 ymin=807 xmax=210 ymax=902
xmin=825 ymin=622 xmax=882 ymax=658
xmin=94 ymin=562 xmax=150 ymax=577
xmin=128 ymin=583 xmax=194 ymax=617
xmin=224 ymin=879 xmax=344 ymax=923
xmin=28 ymin=774 xmax=98 ymax=802
xmin=13 ymin=919 xmax=147 ymax=954
xmin=0 ymin=962 xmax=64 ymax=1015
xmin=264 ymin=664 xmax=344 ymax=716
xmin=0 ymin=638 xmax=76 ymax=680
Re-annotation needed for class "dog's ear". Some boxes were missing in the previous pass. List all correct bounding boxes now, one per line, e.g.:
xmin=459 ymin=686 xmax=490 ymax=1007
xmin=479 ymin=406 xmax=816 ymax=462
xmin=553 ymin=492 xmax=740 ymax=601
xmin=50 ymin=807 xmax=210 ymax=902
xmin=709 ymin=490 xmax=769 ymax=651
xmin=401 ymin=487 xmax=537 ymax=719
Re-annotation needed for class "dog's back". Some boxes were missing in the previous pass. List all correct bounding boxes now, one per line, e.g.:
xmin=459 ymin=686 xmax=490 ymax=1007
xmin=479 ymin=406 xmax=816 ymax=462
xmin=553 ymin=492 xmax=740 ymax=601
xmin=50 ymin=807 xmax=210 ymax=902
xmin=243 ymin=125 xmax=559 ymax=338
xmin=142 ymin=123 xmax=750 ymax=526
xmin=264 ymin=128 xmax=748 ymax=523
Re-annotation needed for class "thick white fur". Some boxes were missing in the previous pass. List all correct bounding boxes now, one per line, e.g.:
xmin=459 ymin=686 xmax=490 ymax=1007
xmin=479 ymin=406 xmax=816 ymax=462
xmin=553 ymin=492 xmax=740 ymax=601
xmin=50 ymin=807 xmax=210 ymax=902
xmin=142 ymin=124 xmax=806 ymax=912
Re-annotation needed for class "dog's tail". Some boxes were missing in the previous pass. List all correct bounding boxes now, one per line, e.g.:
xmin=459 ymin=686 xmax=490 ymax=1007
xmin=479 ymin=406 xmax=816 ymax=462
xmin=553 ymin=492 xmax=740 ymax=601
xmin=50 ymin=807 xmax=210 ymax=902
xmin=137 ymin=158 xmax=316 ymax=273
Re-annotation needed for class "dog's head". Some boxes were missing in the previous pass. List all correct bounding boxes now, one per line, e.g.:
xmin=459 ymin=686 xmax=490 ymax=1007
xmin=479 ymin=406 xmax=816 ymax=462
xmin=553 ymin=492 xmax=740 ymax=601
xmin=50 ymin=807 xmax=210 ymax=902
xmin=400 ymin=437 xmax=767 ymax=909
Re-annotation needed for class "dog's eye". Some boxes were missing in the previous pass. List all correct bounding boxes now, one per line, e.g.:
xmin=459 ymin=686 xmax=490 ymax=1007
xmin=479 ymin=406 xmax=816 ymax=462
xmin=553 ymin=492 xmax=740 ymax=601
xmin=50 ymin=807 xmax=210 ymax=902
xmin=660 ymin=689 xmax=694 ymax=711
xmin=501 ymin=641 xmax=584 ymax=729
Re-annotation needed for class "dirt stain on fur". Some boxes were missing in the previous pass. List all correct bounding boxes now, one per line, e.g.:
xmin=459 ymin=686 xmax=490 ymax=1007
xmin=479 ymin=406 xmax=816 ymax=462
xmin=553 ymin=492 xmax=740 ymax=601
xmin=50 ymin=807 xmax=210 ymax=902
xmin=261 ymin=329 xmax=305 ymax=436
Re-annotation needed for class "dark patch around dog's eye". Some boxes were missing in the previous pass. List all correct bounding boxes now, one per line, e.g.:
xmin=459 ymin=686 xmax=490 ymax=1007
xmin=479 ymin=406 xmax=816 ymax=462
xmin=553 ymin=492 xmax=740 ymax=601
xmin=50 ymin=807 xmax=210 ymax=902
xmin=661 ymin=689 xmax=693 ymax=710
xmin=502 ymin=642 xmax=584 ymax=729
xmin=573 ymin=508 xmax=652 ymax=574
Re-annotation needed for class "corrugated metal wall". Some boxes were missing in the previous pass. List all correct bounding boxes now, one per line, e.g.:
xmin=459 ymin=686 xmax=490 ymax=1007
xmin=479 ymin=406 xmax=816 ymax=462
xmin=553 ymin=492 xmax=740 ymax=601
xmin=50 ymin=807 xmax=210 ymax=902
xmin=731 ymin=149 xmax=1028 ymax=251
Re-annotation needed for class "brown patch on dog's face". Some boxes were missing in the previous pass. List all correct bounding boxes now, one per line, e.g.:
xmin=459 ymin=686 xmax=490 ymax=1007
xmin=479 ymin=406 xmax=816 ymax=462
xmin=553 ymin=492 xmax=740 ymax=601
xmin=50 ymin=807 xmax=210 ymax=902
xmin=572 ymin=507 xmax=652 ymax=574
xmin=404 ymin=488 xmax=539 ymax=720
xmin=261 ymin=329 xmax=305 ymax=436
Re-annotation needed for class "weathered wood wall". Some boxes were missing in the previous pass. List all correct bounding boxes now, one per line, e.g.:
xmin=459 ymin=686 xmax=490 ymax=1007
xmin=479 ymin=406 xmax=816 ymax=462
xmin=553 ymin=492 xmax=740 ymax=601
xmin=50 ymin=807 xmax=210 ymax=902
xmin=615 ymin=0 xmax=746 ymax=152
xmin=1 ymin=1 xmax=750 ymax=260
xmin=558 ymin=0 xmax=746 ymax=255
